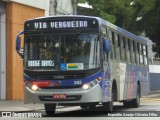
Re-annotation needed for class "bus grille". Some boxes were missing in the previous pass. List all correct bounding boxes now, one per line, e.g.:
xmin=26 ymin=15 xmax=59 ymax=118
xmin=39 ymin=85 xmax=82 ymax=89
xmin=38 ymin=95 xmax=82 ymax=101
xmin=35 ymin=74 xmax=86 ymax=80
xmin=25 ymin=71 xmax=87 ymax=80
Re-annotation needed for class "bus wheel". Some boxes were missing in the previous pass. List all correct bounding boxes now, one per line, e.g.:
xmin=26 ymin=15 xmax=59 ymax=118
xmin=44 ymin=104 xmax=56 ymax=116
xmin=80 ymin=104 xmax=96 ymax=109
xmin=88 ymin=104 xmax=96 ymax=109
xmin=80 ymin=105 xmax=88 ymax=109
xmin=123 ymin=101 xmax=132 ymax=108
xmin=132 ymin=84 xmax=140 ymax=108
xmin=103 ymin=88 xmax=114 ymax=113
xmin=103 ymin=101 xmax=113 ymax=113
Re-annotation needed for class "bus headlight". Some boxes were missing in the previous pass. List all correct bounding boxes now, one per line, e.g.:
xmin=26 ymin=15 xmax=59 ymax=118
xmin=82 ymin=77 xmax=101 ymax=90
xmin=31 ymin=85 xmax=38 ymax=91
xmin=82 ymin=84 xmax=90 ymax=90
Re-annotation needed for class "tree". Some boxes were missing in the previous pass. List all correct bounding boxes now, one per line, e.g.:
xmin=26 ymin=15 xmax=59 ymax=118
xmin=135 ymin=0 xmax=160 ymax=58
xmin=78 ymin=0 xmax=160 ymax=58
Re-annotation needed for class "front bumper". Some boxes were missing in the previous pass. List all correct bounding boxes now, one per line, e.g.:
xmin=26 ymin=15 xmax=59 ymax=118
xmin=24 ymin=84 xmax=103 ymax=104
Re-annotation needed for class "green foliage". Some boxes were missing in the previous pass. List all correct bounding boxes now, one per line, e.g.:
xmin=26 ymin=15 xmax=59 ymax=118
xmin=78 ymin=0 xmax=160 ymax=58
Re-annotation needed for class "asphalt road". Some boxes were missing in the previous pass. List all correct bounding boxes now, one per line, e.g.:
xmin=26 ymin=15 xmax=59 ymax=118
xmin=1 ymin=97 xmax=160 ymax=120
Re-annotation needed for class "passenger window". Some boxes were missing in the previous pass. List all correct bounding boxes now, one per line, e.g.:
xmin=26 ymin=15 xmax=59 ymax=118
xmin=143 ymin=45 xmax=148 ymax=65
xmin=133 ymin=41 xmax=136 ymax=51
xmin=118 ymin=34 xmax=121 ymax=47
xmin=128 ymin=39 xmax=131 ymax=50
xmin=108 ymin=29 xmax=112 ymax=41
xmin=123 ymin=37 xmax=126 ymax=48
xmin=112 ymin=32 xmax=115 ymax=45
xmin=110 ymin=45 xmax=115 ymax=59
xmin=130 ymin=40 xmax=135 ymax=64
xmin=139 ymin=44 xmax=144 ymax=65
xmin=137 ymin=43 xmax=140 ymax=53
xmin=101 ymin=27 xmax=107 ymax=38
xmin=109 ymin=31 xmax=116 ymax=60
xmin=115 ymin=34 xmax=119 ymax=61
xmin=123 ymin=37 xmax=127 ymax=62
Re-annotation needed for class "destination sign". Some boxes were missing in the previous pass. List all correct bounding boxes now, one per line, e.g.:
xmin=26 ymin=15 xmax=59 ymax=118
xmin=25 ymin=17 xmax=98 ymax=30
xmin=28 ymin=60 xmax=54 ymax=67
xmin=34 ymin=21 xmax=88 ymax=29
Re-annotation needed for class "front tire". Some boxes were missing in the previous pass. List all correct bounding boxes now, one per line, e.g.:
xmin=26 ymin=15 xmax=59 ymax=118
xmin=80 ymin=105 xmax=88 ymax=109
xmin=103 ymin=86 xmax=114 ymax=113
xmin=103 ymin=101 xmax=113 ymax=113
xmin=44 ymin=104 xmax=56 ymax=116
xmin=80 ymin=103 xmax=96 ymax=109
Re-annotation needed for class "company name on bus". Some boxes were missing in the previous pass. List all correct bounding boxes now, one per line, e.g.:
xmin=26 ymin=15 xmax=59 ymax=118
xmin=34 ymin=21 xmax=88 ymax=29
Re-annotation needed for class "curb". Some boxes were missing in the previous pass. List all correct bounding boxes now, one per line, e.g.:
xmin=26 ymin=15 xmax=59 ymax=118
xmin=0 ymin=106 xmax=69 ymax=113
xmin=142 ymin=94 xmax=160 ymax=98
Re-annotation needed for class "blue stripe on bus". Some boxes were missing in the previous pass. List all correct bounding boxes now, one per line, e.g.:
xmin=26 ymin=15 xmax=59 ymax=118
xmin=24 ymin=70 xmax=103 ymax=87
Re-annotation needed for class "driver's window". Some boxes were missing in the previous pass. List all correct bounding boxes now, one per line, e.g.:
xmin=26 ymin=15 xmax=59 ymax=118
xmin=103 ymin=50 xmax=108 ymax=61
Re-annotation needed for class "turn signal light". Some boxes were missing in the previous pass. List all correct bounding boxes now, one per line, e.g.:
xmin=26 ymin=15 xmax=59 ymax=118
xmin=97 ymin=77 xmax=101 ymax=81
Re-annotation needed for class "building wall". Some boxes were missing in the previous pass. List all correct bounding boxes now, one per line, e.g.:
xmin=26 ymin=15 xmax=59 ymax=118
xmin=6 ymin=2 xmax=45 ymax=100
xmin=0 ymin=1 xmax=7 ymax=100
xmin=2 ymin=0 xmax=49 ymax=15
xmin=3 ymin=0 xmax=74 ymax=100
xmin=149 ymin=65 xmax=160 ymax=91
xmin=150 ymin=73 xmax=160 ymax=91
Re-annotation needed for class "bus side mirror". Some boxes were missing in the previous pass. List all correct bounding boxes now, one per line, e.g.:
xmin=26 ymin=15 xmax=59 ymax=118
xmin=16 ymin=30 xmax=24 ymax=58
xmin=103 ymin=38 xmax=110 ymax=52
xmin=16 ymin=36 xmax=21 ymax=51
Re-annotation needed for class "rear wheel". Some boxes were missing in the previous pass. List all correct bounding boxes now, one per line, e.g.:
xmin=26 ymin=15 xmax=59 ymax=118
xmin=123 ymin=84 xmax=140 ymax=108
xmin=44 ymin=104 xmax=56 ymax=116
xmin=123 ymin=101 xmax=132 ymax=108
xmin=132 ymin=84 xmax=140 ymax=108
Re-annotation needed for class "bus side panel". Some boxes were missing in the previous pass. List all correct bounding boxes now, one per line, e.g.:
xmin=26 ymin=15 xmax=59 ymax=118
xmin=124 ymin=64 xmax=138 ymax=100
xmin=101 ymin=62 xmax=112 ymax=102
xmin=139 ymin=66 xmax=150 ymax=96
xmin=110 ymin=60 xmax=150 ymax=101
xmin=110 ymin=61 xmax=121 ymax=100
xmin=123 ymin=64 xmax=150 ymax=101
xmin=119 ymin=63 xmax=127 ymax=100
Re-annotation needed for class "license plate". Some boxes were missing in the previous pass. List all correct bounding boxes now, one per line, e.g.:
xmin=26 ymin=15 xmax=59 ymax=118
xmin=53 ymin=94 xmax=66 ymax=99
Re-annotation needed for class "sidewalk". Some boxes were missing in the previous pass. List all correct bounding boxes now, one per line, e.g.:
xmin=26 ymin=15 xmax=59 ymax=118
xmin=142 ymin=90 xmax=160 ymax=98
xmin=0 ymin=90 xmax=160 ymax=112
xmin=0 ymin=100 xmax=44 ymax=112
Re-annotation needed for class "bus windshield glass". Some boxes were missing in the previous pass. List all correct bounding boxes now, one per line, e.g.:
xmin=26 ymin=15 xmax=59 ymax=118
xmin=24 ymin=34 xmax=100 ymax=71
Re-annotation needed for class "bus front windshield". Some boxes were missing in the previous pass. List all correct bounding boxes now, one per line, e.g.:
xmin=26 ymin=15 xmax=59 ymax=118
xmin=24 ymin=34 xmax=101 ymax=71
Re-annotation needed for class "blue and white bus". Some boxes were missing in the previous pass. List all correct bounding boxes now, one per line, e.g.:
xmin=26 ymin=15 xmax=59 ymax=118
xmin=16 ymin=15 xmax=150 ymax=115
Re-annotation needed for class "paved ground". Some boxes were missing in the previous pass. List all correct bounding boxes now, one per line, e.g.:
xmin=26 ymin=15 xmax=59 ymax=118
xmin=142 ymin=90 xmax=160 ymax=98
xmin=0 ymin=90 xmax=160 ymax=112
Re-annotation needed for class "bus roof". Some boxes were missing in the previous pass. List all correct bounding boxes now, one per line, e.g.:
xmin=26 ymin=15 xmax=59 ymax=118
xmin=25 ymin=15 xmax=147 ymax=44
xmin=99 ymin=18 xmax=147 ymax=44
